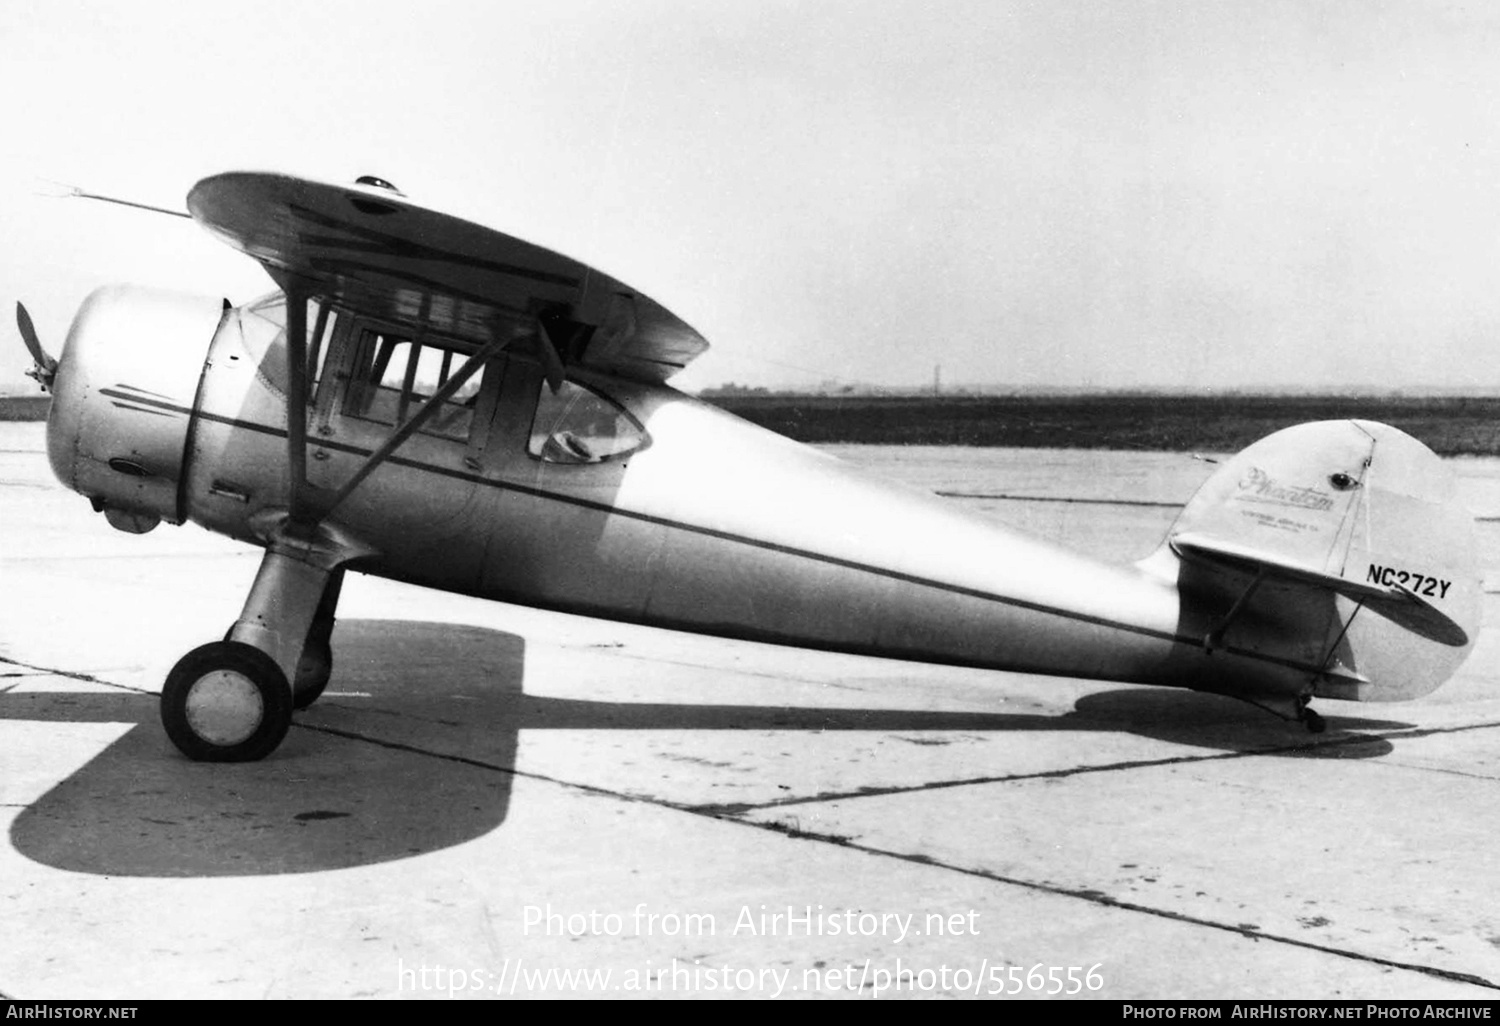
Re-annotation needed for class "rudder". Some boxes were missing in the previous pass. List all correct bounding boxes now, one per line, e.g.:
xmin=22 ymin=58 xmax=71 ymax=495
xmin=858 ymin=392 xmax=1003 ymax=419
xmin=1144 ymin=420 xmax=1480 ymax=702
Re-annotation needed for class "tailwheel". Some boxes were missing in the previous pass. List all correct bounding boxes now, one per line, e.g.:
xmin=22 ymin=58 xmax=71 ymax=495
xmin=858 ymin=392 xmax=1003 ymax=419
xmin=1295 ymin=693 xmax=1327 ymax=735
xmin=161 ymin=641 xmax=293 ymax=761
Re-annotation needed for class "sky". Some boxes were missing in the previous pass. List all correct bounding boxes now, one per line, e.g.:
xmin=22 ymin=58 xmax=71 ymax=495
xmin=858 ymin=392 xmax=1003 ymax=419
xmin=3 ymin=0 xmax=1500 ymax=393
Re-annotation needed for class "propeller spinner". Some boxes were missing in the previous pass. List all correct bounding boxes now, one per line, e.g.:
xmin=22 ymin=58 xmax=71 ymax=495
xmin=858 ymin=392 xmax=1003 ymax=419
xmin=16 ymin=301 xmax=57 ymax=391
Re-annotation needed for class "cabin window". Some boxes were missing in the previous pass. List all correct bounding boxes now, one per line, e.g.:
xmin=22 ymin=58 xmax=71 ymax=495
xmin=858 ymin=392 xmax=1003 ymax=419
xmin=242 ymin=292 xmax=338 ymax=392
xmin=303 ymin=302 xmax=338 ymax=385
xmin=344 ymin=329 xmax=484 ymax=441
xmin=528 ymin=380 xmax=647 ymax=464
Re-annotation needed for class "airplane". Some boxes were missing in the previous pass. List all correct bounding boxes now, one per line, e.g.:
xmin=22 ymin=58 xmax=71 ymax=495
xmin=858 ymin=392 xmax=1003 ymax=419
xmin=12 ymin=171 xmax=1482 ymax=762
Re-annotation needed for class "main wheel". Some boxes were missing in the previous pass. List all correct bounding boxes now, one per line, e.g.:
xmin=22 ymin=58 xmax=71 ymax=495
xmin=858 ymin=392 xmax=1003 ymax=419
xmin=161 ymin=641 xmax=293 ymax=762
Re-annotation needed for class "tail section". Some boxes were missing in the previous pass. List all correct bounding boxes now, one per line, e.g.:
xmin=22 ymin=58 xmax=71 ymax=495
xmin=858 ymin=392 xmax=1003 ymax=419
xmin=1144 ymin=420 xmax=1480 ymax=702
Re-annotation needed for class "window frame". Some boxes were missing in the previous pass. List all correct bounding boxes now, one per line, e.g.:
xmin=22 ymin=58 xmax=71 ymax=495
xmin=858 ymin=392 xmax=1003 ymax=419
xmin=526 ymin=376 xmax=650 ymax=466
xmin=338 ymin=319 xmax=488 ymax=443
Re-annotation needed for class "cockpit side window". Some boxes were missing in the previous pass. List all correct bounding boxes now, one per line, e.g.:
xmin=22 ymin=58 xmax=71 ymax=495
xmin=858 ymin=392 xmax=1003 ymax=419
xmin=241 ymin=292 xmax=338 ymax=395
xmin=528 ymin=380 xmax=647 ymax=464
xmin=343 ymin=328 xmax=484 ymax=441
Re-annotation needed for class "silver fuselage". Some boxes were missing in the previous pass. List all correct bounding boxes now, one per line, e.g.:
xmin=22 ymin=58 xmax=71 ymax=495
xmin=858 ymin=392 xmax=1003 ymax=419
xmin=45 ymin=286 xmax=1421 ymax=712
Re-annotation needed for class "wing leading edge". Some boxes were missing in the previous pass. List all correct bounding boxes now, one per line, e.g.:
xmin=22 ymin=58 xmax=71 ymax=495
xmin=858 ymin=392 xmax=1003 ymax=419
xmin=185 ymin=172 xmax=709 ymax=384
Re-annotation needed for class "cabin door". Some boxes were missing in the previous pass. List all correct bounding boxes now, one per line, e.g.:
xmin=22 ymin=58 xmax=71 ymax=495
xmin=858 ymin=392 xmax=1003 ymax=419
xmin=303 ymin=311 xmax=504 ymax=540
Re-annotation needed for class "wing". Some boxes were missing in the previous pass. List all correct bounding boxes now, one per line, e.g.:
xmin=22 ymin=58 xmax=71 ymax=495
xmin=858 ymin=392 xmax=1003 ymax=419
xmin=185 ymin=172 xmax=709 ymax=384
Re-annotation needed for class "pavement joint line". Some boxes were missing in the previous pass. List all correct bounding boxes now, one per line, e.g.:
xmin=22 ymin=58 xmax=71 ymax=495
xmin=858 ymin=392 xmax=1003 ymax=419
xmin=9 ymin=653 xmax=1500 ymax=991
xmin=1370 ymin=760 xmax=1500 ymax=784
xmin=297 ymin=722 xmax=1500 ymax=993
xmin=10 ymin=652 xmax=1500 ymax=802
xmin=0 ymin=658 xmax=146 ymax=693
xmin=935 ymin=491 xmax=1183 ymax=508
xmin=730 ymin=823 xmax=1500 ymax=993
xmin=697 ymin=747 xmax=1297 ymax=815
xmin=294 ymin=721 xmax=655 ymax=807
xmin=693 ymin=719 xmax=1500 ymax=815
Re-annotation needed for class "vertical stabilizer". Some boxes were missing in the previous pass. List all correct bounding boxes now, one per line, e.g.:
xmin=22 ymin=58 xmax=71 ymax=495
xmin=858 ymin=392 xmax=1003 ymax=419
xmin=1143 ymin=420 xmax=1480 ymax=702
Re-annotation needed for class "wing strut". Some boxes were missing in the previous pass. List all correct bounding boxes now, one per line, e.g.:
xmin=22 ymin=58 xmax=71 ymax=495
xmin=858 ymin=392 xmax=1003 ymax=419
xmin=283 ymin=280 xmax=315 ymax=529
xmin=534 ymin=317 xmax=566 ymax=394
xmin=316 ymin=333 xmax=512 ymax=519
xmin=1202 ymin=566 xmax=1267 ymax=654
xmin=1315 ymin=598 xmax=1368 ymax=687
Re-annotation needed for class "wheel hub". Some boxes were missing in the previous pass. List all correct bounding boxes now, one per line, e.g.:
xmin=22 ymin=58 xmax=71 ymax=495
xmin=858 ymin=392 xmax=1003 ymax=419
xmin=184 ymin=669 xmax=266 ymax=746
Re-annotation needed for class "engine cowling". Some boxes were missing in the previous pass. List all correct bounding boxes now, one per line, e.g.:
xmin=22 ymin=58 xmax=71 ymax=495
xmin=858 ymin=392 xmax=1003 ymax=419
xmin=46 ymin=285 xmax=226 ymax=532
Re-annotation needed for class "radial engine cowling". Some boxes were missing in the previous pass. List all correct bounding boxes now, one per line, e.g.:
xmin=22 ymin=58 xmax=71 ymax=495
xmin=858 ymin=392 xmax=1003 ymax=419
xmin=46 ymin=285 xmax=225 ymax=532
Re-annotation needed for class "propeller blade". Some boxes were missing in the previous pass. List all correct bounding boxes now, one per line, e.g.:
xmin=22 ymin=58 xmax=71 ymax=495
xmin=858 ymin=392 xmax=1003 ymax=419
xmin=16 ymin=302 xmax=58 ymax=390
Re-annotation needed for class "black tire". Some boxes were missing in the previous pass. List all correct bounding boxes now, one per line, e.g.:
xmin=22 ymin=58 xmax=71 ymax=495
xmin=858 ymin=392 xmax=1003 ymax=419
xmin=292 ymin=638 xmax=332 ymax=710
xmin=161 ymin=641 xmax=292 ymax=762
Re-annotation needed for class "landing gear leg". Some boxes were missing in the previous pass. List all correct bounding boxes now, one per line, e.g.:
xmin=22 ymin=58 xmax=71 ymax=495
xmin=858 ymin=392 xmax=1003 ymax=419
xmin=1234 ymin=691 xmax=1327 ymax=734
xmin=292 ymin=568 xmax=344 ymax=710
xmin=161 ymin=548 xmax=334 ymax=761
xmin=1296 ymin=694 xmax=1327 ymax=734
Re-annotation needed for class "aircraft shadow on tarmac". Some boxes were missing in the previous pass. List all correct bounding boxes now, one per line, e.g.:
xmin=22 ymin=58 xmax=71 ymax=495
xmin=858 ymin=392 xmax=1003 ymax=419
xmin=6 ymin=618 xmax=1408 ymax=878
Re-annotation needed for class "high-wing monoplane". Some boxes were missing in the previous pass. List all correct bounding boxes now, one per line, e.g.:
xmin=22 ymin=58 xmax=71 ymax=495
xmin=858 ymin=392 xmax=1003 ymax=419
xmin=14 ymin=172 xmax=1481 ymax=760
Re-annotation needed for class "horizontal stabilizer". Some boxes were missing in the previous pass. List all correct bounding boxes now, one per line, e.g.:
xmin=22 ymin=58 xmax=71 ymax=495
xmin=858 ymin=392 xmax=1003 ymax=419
xmin=1170 ymin=532 xmax=1468 ymax=647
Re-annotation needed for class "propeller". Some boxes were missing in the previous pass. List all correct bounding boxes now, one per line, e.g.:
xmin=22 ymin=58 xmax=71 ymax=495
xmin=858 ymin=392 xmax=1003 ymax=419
xmin=16 ymin=302 xmax=57 ymax=391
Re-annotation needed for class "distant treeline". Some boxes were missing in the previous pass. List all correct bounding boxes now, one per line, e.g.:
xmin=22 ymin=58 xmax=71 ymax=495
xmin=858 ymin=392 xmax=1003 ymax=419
xmin=0 ymin=396 xmax=49 ymax=421
xmin=8 ymin=392 xmax=1499 ymax=454
xmin=702 ymin=394 xmax=1500 ymax=455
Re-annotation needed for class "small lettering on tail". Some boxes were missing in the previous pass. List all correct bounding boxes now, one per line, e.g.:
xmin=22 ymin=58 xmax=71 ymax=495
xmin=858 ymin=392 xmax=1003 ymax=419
xmin=1366 ymin=564 xmax=1451 ymax=599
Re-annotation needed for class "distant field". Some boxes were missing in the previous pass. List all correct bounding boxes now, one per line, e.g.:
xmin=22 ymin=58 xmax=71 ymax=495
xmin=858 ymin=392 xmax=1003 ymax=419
xmin=704 ymin=394 xmax=1500 ymax=455
xmin=0 ymin=396 xmax=49 ymax=421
